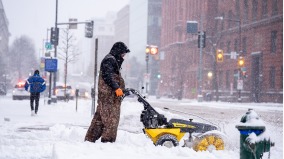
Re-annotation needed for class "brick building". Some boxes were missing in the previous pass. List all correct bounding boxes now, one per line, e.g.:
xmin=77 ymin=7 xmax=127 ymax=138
xmin=158 ymin=0 xmax=283 ymax=103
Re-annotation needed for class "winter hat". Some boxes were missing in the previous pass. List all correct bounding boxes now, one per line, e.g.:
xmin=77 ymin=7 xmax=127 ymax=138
xmin=34 ymin=70 xmax=40 ymax=75
xmin=110 ymin=42 xmax=130 ymax=54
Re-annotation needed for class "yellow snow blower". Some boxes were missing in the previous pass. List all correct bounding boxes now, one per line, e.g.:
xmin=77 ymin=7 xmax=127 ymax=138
xmin=123 ymin=88 xmax=226 ymax=151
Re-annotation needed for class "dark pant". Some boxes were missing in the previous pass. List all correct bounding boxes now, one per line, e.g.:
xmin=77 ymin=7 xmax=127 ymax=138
xmin=30 ymin=92 xmax=40 ymax=114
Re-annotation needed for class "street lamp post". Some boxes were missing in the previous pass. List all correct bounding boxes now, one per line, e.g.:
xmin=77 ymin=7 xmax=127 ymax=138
xmin=215 ymin=16 xmax=242 ymax=102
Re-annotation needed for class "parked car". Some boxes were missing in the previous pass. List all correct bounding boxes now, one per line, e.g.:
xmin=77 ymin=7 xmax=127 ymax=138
xmin=77 ymin=88 xmax=90 ymax=99
xmin=12 ymin=81 xmax=30 ymax=100
xmin=55 ymin=84 xmax=75 ymax=100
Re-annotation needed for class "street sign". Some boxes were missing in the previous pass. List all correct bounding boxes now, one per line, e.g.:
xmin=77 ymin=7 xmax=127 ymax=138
xmin=187 ymin=21 xmax=198 ymax=33
xmin=69 ymin=18 xmax=78 ymax=29
xmin=45 ymin=52 xmax=51 ymax=57
xmin=237 ymin=80 xmax=243 ymax=90
xmin=230 ymin=52 xmax=237 ymax=59
xmin=45 ymin=42 xmax=52 ymax=50
xmin=45 ymin=58 xmax=58 ymax=72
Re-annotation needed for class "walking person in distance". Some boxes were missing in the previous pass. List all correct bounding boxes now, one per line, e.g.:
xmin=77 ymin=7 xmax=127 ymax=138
xmin=24 ymin=70 xmax=46 ymax=116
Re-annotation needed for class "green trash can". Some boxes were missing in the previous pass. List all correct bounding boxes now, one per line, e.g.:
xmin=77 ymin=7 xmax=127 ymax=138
xmin=236 ymin=109 xmax=274 ymax=159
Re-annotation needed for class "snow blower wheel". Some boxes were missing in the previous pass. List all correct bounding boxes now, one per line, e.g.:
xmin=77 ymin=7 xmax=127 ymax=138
xmin=193 ymin=134 xmax=225 ymax=152
xmin=155 ymin=134 xmax=179 ymax=148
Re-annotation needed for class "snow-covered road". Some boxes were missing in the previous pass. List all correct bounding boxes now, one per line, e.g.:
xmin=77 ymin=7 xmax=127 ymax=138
xmin=0 ymin=95 xmax=282 ymax=159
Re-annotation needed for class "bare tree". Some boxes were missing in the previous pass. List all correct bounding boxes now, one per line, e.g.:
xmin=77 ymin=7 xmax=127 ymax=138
xmin=8 ymin=35 xmax=38 ymax=80
xmin=58 ymin=28 xmax=80 ymax=101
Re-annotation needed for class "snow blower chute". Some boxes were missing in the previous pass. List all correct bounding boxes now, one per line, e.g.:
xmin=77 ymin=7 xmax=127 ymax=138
xmin=123 ymin=88 xmax=226 ymax=151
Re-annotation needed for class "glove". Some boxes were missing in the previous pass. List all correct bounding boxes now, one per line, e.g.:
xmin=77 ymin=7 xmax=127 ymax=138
xmin=115 ymin=88 xmax=123 ymax=97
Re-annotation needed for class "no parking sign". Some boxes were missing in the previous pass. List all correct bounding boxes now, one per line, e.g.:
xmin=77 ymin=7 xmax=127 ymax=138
xmin=237 ymin=80 xmax=243 ymax=90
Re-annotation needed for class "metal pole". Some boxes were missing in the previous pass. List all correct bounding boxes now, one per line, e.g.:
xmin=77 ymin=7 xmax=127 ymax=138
xmin=92 ymin=38 xmax=98 ymax=115
xmin=46 ymin=28 xmax=52 ymax=104
xmin=4 ymin=74 xmax=6 ymax=94
xmin=76 ymin=95 xmax=78 ymax=112
xmin=238 ymin=20 xmax=242 ymax=102
xmin=146 ymin=53 xmax=149 ymax=94
xmin=52 ymin=0 xmax=58 ymax=102
xmin=48 ymin=71 xmax=52 ymax=99
xmin=198 ymin=16 xmax=204 ymax=102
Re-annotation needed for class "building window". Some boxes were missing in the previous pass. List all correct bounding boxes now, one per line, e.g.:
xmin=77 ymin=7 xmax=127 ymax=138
xmin=233 ymin=69 xmax=238 ymax=89
xmin=269 ymin=66 xmax=276 ymax=89
xmin=226 ymin=70 xmax=230 ymax=89
xmin=236 ymin=0 xmax=240 ymax=19
xmin=234 ymin=39 xmax=239 ymax=53
xmin=242 ymin=37 xmax=247 ymax=54
xmin=271 ymin=31 xmax=277 ymax=53
xmin=244 ymin=0 xmax=249 ymax=21
xmin=272 ymin=0 xmax=278 ymax=15
xmin=226 ymin=41 xmax=231 ymax=59
xmin=219 ymin=71 xmax=223 ymax=89
xmin=221 ymin=13 xmax=225 ymax=30
xmin=262 ymin=0 xmax=268 ymax=17
xmin=220 ymin=42 xmax=224 ymax=50
xmin=252 ymin=0 xmax=258 ymax=21
xmin=228 ymin=10 xmax=233 ymax=28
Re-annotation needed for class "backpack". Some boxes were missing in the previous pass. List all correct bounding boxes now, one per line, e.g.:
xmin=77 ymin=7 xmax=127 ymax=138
xmin=32 ymin=82 xmax=42 ymax=93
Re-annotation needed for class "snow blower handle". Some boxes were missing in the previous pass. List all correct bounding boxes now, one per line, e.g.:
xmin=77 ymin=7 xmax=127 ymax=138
xmin=121 ymin=88 xmax=137 ymax=100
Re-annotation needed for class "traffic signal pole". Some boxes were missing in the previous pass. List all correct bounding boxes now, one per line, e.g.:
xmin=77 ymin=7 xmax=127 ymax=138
xmin=52 ymin=0 xmax=58 ymax=103
xmin=145 ymin=52 xmax=149 ymax=94
xmin=237 ymin=18 xmax=242 ymax=103
xmin=197 ymin=16 xmax=204 ymax=102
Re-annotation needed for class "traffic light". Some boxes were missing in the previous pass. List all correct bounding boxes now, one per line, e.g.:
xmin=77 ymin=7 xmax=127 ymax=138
xmin=216 ymin=49 xmax=224 ymax=62
xmin=145 ymin=45 xmax=158 ymax=55
xmin=198 ymin=31 xmax=206 ymax=48
xmin=146 ymin=46 xmax=150 ymax=54
xmin=150 ymin=46 xmax=158 ymax=55
xmin=50 ymin=27 xmax=59 ymax=46
xmin=157 ymin=73 xmax=161 ymax=79
xmin=85 ymin=21 xmax=94 ymax=38
xmin=238 ymin=56 xmax=245 ymax=67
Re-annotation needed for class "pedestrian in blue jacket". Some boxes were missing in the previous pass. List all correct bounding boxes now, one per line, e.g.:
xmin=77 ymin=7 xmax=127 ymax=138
xmin=24 ymin=70 xmax=46 ymax=116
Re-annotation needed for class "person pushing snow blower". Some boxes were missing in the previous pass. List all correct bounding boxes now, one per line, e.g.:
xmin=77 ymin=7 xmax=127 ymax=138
xmin=85 ymin=41 xmax=130 ymax=143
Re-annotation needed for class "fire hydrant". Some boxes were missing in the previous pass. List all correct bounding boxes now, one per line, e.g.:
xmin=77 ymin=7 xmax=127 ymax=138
xmin=236 ymin=109 xmax=274 ymax=159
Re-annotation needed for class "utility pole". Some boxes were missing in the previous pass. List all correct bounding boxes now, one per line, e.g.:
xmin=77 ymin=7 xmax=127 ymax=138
xmin=52 ymin=0 xmax=58 ymax=103
xmin=92 ymin=38 xmax=98 ymax=115
xmin=197 ymin=16 xmax=204 ymax=102
xmin=237 ymin=17 xmax=242 ymax=103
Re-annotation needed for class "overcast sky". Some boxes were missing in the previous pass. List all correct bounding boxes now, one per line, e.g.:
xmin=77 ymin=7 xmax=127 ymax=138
xmin=2 ymin=0 xmax=129 ymax=55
